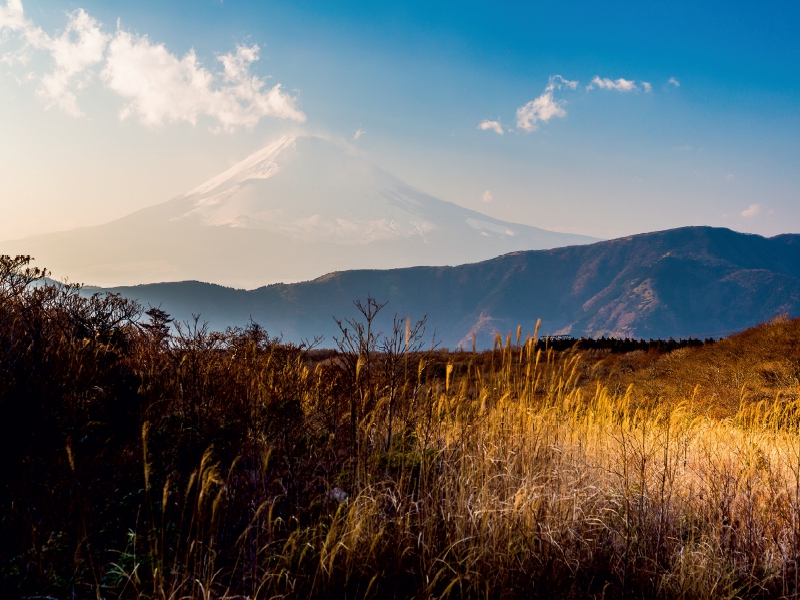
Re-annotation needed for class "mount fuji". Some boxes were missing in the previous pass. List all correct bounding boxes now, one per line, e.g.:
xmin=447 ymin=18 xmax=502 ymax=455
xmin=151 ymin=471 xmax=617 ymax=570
xmin=2 ymin=135 xmax=598 ymax=288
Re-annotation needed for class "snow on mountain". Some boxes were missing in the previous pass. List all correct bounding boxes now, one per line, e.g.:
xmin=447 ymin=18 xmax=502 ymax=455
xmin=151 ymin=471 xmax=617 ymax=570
xmin=172 ymin=135 xmax=587 ymax=246
xmin=2 ymin=135 xmax=599 ymax=288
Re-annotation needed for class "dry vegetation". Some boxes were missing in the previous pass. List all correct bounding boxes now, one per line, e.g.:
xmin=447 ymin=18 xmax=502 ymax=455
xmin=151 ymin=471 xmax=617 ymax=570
xmin=3 ymin=255 xmax=800 ymax=599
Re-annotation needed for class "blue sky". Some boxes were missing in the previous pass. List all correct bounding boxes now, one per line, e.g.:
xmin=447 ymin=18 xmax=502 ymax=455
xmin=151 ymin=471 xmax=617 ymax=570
xmin=1 ymin=0 xmax=798 ymax=240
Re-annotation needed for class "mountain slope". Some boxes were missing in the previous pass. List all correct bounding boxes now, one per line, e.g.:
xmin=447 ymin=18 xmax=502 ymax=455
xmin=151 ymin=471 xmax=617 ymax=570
xmin=1 ymin=135 xmax=597 ymax=288
xmin=92 ymin=227 xmax=800 ymax=347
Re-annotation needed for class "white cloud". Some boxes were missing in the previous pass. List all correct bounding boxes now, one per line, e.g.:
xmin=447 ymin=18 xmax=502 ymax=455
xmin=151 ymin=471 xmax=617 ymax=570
xmin=546 ymin=75 xmax=578 ymax=91
xmin=726 ymin=173 xmax=735 ymax=181
xmin=516 ymin=93 xmax=564 ymax=131
xmin=642 ymin=82 xmax=652 ymax=93
xmin=0 ymin=3 xmax=108 ymax=116
xmin=102 ymin=32 xmax=305 ymax=130
xmin=516 ymin=75 xmax=577 ymax=132
xmin=0 ymin=0 xmax=26 ymax=34
xmin=353 ymin=128 xmax=365 ymax=140
xmin=478 ymin=119 xmax=503 ymax=134
xmin=0 ymin=0 xmax=305 ymax=129
xmin=741 ymin=203 xmax=761 ymax=217
xmin=482 ymin=190 xmax=493 ymax=202
xmin=38 ymin=9 xmax=108 ymax=116
xmin=668 ymin=77 xmax=680 ymax=87
xmin=587 ymin=76 xmax=637 ymax=91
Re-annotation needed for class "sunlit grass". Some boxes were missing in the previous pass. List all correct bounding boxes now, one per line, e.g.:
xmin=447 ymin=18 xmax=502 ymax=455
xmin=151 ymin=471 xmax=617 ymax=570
xmin=3 ymin=254 xmax=800 ymax=598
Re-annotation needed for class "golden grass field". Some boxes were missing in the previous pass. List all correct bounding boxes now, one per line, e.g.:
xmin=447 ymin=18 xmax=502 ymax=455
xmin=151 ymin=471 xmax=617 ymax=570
xmin=3 ymin=255 xmax=800 ymax=598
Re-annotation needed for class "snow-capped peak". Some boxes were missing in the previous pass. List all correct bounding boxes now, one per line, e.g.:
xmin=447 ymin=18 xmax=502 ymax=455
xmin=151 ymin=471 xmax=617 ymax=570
xmin=185 ymin=135 xmax=297 ymax=197
xmin=172 ymin=134 xmax=595 ymax=249
xmin=4 ymin=134 xmax=599 ymax=288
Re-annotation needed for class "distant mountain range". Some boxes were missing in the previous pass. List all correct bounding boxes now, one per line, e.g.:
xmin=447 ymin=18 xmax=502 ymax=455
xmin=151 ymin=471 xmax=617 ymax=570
xmin=1 ymin=135 xmax=597 ymax=288
xmin=89 ymin=227 xmax=800 ymax=348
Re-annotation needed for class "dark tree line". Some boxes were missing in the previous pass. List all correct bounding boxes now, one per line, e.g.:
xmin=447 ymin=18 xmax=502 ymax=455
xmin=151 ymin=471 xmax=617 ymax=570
xmin=542 ymin=334 xmax=714 ymax=353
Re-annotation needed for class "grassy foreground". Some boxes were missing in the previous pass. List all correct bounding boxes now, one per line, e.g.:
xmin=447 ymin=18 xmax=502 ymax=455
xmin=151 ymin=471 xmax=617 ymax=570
xmin=3 ymin=255 xmax=800 ymax=599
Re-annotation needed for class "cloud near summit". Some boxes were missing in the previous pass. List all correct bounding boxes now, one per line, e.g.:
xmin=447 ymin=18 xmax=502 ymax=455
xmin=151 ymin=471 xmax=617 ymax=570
xmin=102 ymin=33 xmax=305 ymax=129
xmin=0 ymin=0 xmax=305 ymax=130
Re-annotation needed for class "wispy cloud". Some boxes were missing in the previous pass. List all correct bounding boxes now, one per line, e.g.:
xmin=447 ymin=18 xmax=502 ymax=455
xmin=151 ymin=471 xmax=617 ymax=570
xmin=668 ymin=77 xmax=680 ymax=87
xmin=642 ymin=82 xmax=652 ymax=93
xmin=516 ymin=75 xmax=577 ymax=132
xmin=482 ymin=190 xmax=493 ymax=202
xmin=39 ymin=10 xmax=108 ymax=116
xmin=0 ymin=2 xmax=108 ymax=116
xmin=353 ymin=128 xmax=365 ymax=140
xmin=586 ymin=76 xmax=638 ymax=91
xmin=741 ymin=203 xmax=761 ymax=217
xmin=0 ymin=0 xmax=25 ymax=32
xmin=0 ymin=0 xmax=305 ymax=129
xmin=478 ymin=119 xmax=503 ymax=135
xmin=547 ymin=75 xmax=578 ymax=91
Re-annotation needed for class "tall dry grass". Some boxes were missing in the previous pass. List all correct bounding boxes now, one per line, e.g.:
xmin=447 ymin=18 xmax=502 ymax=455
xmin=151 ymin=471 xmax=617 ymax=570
xmin=3 ymin=255 xmax=800 ymax=598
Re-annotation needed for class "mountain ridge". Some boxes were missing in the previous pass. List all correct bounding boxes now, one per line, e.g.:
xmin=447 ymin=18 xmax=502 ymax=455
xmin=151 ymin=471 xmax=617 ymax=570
xmin=87 ymin=226 xmax=800 ymax=347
